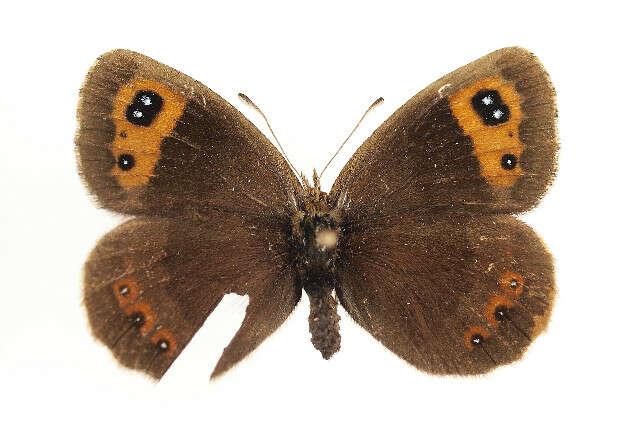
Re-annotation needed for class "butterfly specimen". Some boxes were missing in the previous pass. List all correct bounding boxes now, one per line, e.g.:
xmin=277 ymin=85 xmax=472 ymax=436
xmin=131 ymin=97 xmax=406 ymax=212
xmin=76 ymin=47 xmax=557 ymax=379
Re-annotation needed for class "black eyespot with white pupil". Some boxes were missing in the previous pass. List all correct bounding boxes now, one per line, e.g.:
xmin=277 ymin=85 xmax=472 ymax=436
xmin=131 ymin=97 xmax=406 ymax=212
xmin=130 ymin=312 xmax=145 ymax=328
xmin=117 ymin=153 xmax=135 ymax=171
xmin=471 ymin=89 xmax=510 ymax=126
xmin=471 ymin=334 xmax=484 ymax=346
xmin=501 ymin=154 xmax=517 ymax=170
xmin=118 ymin=284 xmax=130 ymax=297
xmin=157 ymin=339 xmax=170 ymax=352
xmin=125 ymin=90 xmax=163 ymax=126
xmin=509 ymin=278 xmax=520 ymax=290
xmin=494 ymin=305 xmax=508 ymax=322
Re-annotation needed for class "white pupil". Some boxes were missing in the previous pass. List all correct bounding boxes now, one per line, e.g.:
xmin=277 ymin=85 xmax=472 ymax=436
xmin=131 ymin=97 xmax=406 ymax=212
xmin=133 ymin=110 xmax=143 ymax=118
xmin=141 ymin=95 xmax=152 ymax=106
xmin=493 ymin=109 xmax=504 ymax=119
xmin=159 ymin=341 xmax=168 ymax=349
xmin=482 ymin=95 xmax=493 ymax=105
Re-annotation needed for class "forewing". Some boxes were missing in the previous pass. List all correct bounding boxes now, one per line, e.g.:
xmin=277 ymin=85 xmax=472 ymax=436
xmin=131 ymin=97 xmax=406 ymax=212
xmin=330 ymin=47 xmax=557 ymax=219
xmin=335 ymin=215 xmax=555 ymax=374
xmin=76 ymin=49 xmax=302 ymax=219
xmin=84 ymin=216 xmax=300 ymax=379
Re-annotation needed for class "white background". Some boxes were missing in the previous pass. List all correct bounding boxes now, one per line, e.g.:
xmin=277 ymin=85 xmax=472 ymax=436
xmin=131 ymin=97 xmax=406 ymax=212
xmin=1 ymin=1 xmax=638 ymax=442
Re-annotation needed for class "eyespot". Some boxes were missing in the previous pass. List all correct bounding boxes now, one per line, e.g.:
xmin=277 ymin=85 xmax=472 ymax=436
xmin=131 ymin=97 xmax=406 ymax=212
xmin=483 ymin=294 xmax=515 ymax=327
xmin=499 ymin=271 xmax=524 ymax=298
xmin=124 ymin=301 xmax=155 ymax=335
xmin=151 ymin=329 xmax=177 ymax=356
xmin=464 ymin=326 xmax=490 ymax=350
xmin=112 ymin=277 xmax=140 ymax=307
xmin=471 ymin=89 xmax=510 ymax=125
xmin=501 ymin=154 xmax=518 ymax=170
xmin=125 ymin=90 xmax=163 ymax=126
xmin=117 ymin=153 xmax=135 ymax=171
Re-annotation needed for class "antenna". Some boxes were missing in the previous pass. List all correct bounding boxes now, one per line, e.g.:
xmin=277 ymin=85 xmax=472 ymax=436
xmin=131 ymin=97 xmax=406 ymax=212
xmin=318 ymin=97 xmax=384 ymax=179
xmin=238 ymin=93 xmax=301 ymax=181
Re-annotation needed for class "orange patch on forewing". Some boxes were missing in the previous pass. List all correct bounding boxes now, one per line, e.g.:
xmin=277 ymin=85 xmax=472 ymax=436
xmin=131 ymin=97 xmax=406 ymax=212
xmin=110 ymin=78 xmax=186 ymax=189
xmin=449 ymin=77 xmax=524 ymax=187
xmin=483 ymin=294 xmax=515 ymax=327
xmin=112 ymin=277 xmax=140 ymax=307
xmin=124 ymin=301 xmax=156 ymax=336
xmin=464 ymin=326 xmax=490 ymax=350
xmin=151 ymin=329 xmax=177 ymax=356
xmin=499 ymin=270 xmax=525 ymax=298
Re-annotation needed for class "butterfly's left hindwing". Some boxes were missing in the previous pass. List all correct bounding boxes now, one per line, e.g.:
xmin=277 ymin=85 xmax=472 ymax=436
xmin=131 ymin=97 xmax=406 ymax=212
xmin=336 ymin=215 xmax=554 ymax=374
xmin=84 ymin=216 xmax=300 ymax=379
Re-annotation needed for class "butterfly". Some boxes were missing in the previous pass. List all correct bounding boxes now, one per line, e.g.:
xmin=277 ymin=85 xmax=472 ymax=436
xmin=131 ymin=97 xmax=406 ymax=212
xmin=76 ymin=47 xmax=558 ymax=380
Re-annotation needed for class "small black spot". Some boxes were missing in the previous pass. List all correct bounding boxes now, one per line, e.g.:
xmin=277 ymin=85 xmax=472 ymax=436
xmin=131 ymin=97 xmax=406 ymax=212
xmin=471 ymin=89 xmax=510 ymax=126
xmin=508 ymin=131 xmax=514 ymax=137
xmin=130 ymin=312 xmax=145 ymax=328
xmin=501 ymin=154 xmax=517 ymax=170
xmin=118 ymin=285 xmax=130 ymax=297
xmin=494 ymin=305 xmax=508 ymax=322
xmin=119 ymin=131 xmax=127 ymax=138
xmin=125 ymin=90 xmax=163 ymax=126
xmin=470 ymin=334 xmax=484 ymax=347
xmin=117 ymin=154 xmax=135 ymax=171
xmin=509 ymin=278 xmax=520 ymax=290
xmin=157 ymin=339 xmax=169 ymax=352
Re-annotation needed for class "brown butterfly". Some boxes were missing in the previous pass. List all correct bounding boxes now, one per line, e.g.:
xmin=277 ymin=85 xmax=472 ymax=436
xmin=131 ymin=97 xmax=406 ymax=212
xmin=76 ymin=47 xmax=557 ymax=380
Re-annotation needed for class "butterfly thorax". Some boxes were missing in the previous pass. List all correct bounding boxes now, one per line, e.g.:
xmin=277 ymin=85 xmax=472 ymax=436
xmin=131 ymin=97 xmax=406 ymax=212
xmin=290 ymin=184 xmax=342 ymax=359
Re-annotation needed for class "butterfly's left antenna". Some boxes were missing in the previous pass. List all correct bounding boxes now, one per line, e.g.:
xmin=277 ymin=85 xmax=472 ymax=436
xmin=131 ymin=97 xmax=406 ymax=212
xmin=238 ymin=93 xmax=302 ymax=182
xmin=318 ymin=97 xmax=384 ymax=179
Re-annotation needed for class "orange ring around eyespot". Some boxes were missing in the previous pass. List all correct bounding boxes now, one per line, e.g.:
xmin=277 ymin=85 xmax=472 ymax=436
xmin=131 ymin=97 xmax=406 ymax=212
xmin=123 ymin=301 xmax=155 ymax=336
xmin=464 ymin=326 xmax=490 ymax=350
xmin=112 ymin=277 xmax=141 ymax=307
xmin=483 ymin=294 xmax=516 ymax=327
xmin=499 ymin=271 xmax=524 ymax=298
xmin=151 ymin=328 xmax=177 ymax=356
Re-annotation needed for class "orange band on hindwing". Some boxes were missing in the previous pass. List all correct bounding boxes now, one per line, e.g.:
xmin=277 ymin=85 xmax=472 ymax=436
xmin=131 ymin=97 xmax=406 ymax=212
xmin=449 ymin=77 xmax=524 ymax=187
xmin=109 ymin=78 xmax=186 ymax=189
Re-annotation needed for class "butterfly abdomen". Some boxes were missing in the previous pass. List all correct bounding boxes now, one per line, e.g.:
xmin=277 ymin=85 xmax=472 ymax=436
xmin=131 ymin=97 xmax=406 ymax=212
xmin=290 ymin=192 xmax=342 ymax=359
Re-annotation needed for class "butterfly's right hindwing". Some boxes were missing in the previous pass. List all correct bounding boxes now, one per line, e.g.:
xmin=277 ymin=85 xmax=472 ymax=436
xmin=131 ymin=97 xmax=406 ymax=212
xmin=336 ymin=215 xmax=555 ymax=375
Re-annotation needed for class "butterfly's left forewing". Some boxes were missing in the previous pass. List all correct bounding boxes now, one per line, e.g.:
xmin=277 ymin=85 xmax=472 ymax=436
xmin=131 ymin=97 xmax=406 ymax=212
xmin=76 ymin=49 xmax=302 ymax=219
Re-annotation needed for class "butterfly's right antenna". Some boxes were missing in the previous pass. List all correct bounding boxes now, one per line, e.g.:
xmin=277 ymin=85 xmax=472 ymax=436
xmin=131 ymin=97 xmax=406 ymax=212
xmin=318 ymin=97 xmax=384 ymax=179
xmin=238 ymin=93 xmax=302 ymax=182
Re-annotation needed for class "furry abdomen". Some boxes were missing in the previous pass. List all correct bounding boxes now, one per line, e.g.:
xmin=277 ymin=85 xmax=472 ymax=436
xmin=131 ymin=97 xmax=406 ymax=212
xmin=290 ymin=193 xmax=341 ymax=359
